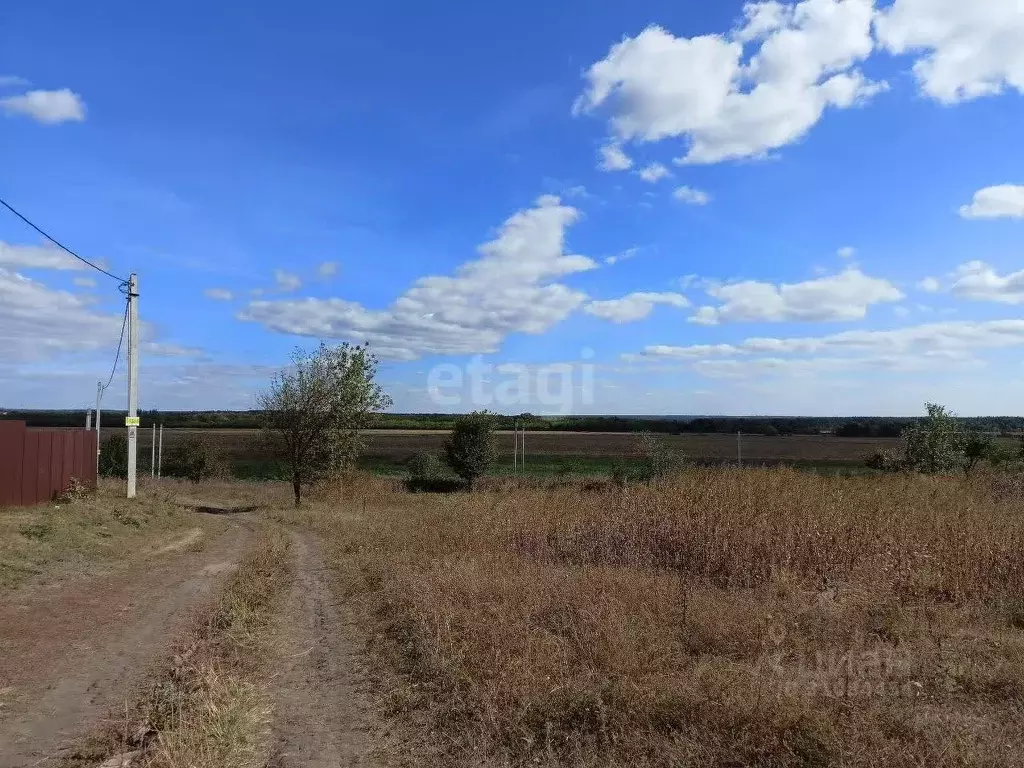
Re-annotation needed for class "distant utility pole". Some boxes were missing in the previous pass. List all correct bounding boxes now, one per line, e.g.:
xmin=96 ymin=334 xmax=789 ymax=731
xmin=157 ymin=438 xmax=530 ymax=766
xmin=151 ymin=423 xmax=156 ymax=478
xmin=95 ymin=381 xmax=103 ymax=477
xmin=126 ymin=273 xmax=140 ymax=499
xmin=85 ymin=409 xmax=92 ymax=430
xmin=513 ymin=419 xmax=518 ymax=475
xmin=737 ymin=430 xmax=743 ymax=469
xmin=157 ymin=423 xmax=164 ymax=479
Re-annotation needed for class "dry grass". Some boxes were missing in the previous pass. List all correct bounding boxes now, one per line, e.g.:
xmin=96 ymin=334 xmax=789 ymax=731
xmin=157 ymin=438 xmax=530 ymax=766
xmin=63 ymin=529 xmax=293 ymax=768
xmin=322 ymin=468 xmax=1024 ymax=767
xmin=0 ymin=480 xmax=215 ymax=591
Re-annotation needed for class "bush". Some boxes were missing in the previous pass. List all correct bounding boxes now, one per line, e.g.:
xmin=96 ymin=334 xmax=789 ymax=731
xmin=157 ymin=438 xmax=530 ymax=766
xmin=165 ymin=436 xmax=219 ymax=483
xmin=443 ymin=411 xmax=495 ymax=490
xmin=99 ymin=434 xmax=129 ymax=478
xmin=405 ymin=452 xmax=461 ymax=493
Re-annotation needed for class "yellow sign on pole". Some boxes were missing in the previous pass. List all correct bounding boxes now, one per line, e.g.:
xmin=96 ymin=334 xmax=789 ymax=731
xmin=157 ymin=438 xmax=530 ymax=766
xmin=125 ymin=416 xmax=140 ymax=427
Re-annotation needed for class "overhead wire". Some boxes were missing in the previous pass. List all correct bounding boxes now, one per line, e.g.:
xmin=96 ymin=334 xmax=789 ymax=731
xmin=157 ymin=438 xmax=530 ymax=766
xmin=0 ymin=196 xmax=128 ymax=284
xmin=0 ymin=193 xmax=132 ymax=393
xmin=101 ymin=299 xmax=130 ymax=393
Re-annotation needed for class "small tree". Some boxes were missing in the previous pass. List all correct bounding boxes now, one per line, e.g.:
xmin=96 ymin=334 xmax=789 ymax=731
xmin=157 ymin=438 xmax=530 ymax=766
xmin=902 ymin=402 xmax=967 ymax=474
xmin=443 ymin=411 xmax=494 ymax=490
xmin=962 ymin=435 xmax=994 ymax=477
xmin=258 ymin=342 xmax=392 ymax=506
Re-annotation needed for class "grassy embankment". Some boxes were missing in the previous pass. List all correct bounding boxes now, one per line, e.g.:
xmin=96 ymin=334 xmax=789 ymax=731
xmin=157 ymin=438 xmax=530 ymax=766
xmin=323 ymin=468 xmax=1024 ymax=767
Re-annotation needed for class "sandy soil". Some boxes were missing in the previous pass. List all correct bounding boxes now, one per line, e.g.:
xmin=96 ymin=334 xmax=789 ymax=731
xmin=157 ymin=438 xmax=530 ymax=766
xmin=0 ymin=520 xmax=253 ymax=767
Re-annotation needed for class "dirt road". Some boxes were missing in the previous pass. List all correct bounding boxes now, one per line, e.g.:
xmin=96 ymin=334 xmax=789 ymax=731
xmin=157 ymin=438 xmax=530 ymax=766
xmin=270 ymin=530 xmax=378 ymax=767
xmin=0 ymin=521 xmax=253 ymax=767
xmin=272 ymin=532 xmax=380 ymax=768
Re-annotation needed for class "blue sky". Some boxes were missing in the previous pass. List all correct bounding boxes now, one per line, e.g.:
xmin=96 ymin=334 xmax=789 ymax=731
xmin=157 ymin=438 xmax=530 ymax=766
xmin=2 ymin=0 xmax=1023 ymax=415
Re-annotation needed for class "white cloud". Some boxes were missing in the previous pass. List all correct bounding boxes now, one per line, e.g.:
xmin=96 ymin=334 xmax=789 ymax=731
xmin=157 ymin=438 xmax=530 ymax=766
xmin=949 ymin=261 xmax=1024 ymax=304
xmin=918 ymin=276 xmax=941 ymax=293
xmin=673 ymin=185 xmax=711 ymax=205
xmin=72 ymin=276 xmax=96 ymax=288
xmin=638 ymin=162 xmax=671 ymax=182
xmin=584 ymin=292 xmax=690 ymax=323
xmin=0 ymin=241 xmax=87 ymax=271
xmin=598 ymin=142 xmax=633 ymax=171
xmin=273 ymin=269 xmax=302 ymax=292
xmin=240 ymin=196 xmax=595 ymax=360
xmin=604 ymin=246 xmax=640 ymax=265
xmin=691 ymin=267 xmax=902 ymax=324
xmin=575 ymin=1 xmax=884 ymax=165
xmin=0 ymin=267 xmax=126 ymax=362
xmin=204 ymin=288 xmax=234 ymax=301
xmin=875 ymin=0 xmax=1024 ymax=104
xmin=958 ymin=185 xmax=1024 ymax=220
xmin=837 ymin=246 xmax=856 ymax=258
xmin=0 ymin=75 xmax=30 ymax=88
xmin=0 ymin=88 xmax=86 ymax=124
xmin=634 ymin=319 xmax=1024 ymax=362
xmin=317 ymin=261 xmax=339 ymax=278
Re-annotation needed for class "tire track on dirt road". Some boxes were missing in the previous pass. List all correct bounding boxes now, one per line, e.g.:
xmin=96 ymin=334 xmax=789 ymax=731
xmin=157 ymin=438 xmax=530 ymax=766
xmin=271 ymin=530 xmax=378 ymax=768
xmin=0 ymin=520 xmax=255 ymax=768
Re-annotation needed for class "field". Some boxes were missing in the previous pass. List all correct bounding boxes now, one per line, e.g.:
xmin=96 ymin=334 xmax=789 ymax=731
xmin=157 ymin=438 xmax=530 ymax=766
xmin=102 ymin=427 xmax=915 ymax=477
xmin=321 ymin=468 xmax=1024 ymax=767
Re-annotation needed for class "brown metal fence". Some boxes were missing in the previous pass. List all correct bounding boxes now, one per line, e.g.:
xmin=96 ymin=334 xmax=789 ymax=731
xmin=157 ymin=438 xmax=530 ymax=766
xmin=0 ymin=421 xmax=98 ymax=507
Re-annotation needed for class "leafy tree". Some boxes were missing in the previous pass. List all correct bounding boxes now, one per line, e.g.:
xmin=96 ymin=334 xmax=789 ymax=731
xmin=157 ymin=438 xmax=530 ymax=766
xmin=258 ymin=342 xmax=392 ymax=506
xmin=166 ymin=436 xmax=219 ymax=483
xmin=962 ymin=434 xmax=994 ymax=477
xmin=443 ymin=411 xmax=495 ymax=490
xmin=99 ymin=434 xmax=128 ymax=478
xmin=902 ymin=402 xmax=967 ymax=474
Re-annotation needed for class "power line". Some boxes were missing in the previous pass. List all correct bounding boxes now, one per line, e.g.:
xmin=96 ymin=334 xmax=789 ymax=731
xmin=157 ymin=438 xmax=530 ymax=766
xmin=0 ymin=196 xmax=127 ymax=283
xmin=101 ymin=298 xmax=129 ymax=392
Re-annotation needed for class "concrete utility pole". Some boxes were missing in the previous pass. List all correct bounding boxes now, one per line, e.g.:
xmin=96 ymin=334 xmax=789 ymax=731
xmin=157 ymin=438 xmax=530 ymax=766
xmin=126 ymin=273 xmax=139 ymax=499
xmin=157 ymin=424 xmax=164 ymax=479
xmin=737 ymin=430 xmax=743 ymax=469
xmin=85 ymin=410 xmax=92 ymax=430
xmin=151 ymin=423 xmax=156 ymax=478
xmin=95 ymin=381 xmax=103 ymax=477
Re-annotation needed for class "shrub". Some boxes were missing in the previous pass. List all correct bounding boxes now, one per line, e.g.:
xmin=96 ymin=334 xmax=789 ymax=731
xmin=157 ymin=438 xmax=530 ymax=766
xmin=443 ymin=411 xmax=495 ymax=490
xmin=99 ymin=434 xmax=129 ymax=478
xmin=405 ymin=452 xmax=461 ymax=493
xmin=165 ymin=436 xmax=219 ymax=484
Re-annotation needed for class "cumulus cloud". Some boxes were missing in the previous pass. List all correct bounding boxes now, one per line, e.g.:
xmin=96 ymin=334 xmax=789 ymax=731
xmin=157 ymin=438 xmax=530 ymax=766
xmin=0 ymin=75 xmax=30 ymax=88
xmin=204 ymin=288 xmax=234 ymax=301
xmin=584 ymin=292 xmax=689 ymax=323
xmin=875 ymin=0 xmax=1024 ymax=104
xmin=273 ymin=269 xmax=302 ymax=292
xmin=958 ymin=185 xmax=1024 ymax=219
xmin=837 ymin=246 xmax=856 ymax=258
xmin=626 ymin=319 xmax=1024 ymax=379
xmin=673 ymin=185 xmax=711 ymax=205
xmin=575 ymin=1 xmax=884 ymax=164
xmin=598 ymin=142 xmax=633 ymax=171
xmin=638 ymin=162 xmax=671 ymax=182
xmin=918 ymin=276 xmax=941 ymax=293
xmin=950 ymin=261 xmax=1024 ymax=304
xmin=0 ymin=268 xmax=125 ymax=362
xmin=317 ymin=261 xmax=339 ymax=278
xmin=690 ymin=267 xmax=903 ymax=324
xmin=240 ymin=196 xmax=595 ymax=360
xmin=0 ymin=88 xmax=86 ymax=124
xmin=0 ymin=241 xmax=88 ymax=271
